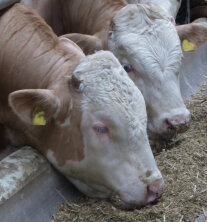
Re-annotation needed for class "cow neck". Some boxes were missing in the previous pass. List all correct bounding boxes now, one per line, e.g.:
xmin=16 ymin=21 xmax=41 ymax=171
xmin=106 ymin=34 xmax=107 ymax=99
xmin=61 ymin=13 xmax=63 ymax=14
xmin=0 ymin=4 xmax=85 ymax=164
xmin=0 ymin=3 xmax=80 ymax=101
xmin=60 ymin=0 xmax=127 ymax=49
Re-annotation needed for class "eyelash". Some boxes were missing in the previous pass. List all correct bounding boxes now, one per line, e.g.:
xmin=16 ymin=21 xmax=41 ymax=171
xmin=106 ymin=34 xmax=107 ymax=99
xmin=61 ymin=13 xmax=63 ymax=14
xmin=93 ymin=126 xmax=109 ymax=134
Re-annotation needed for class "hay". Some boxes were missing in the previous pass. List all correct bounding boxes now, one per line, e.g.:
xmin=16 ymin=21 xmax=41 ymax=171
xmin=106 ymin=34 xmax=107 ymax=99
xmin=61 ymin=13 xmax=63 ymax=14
xmin=52 ymin=85 xmax=207 ymax=222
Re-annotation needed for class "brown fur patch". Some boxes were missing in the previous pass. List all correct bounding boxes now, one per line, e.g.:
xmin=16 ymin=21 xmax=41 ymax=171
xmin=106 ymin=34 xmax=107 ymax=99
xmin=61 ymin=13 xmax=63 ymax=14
xmin=0 ymin=3 xmax=85 ymax=166
xmin=176 ymin=23 xmax=207 ymax=48
xmin=60 ymin=0 xmax=127 ymax=35
xmin=22 ymin=0 xmax=128 ymax=52
xmin=41 ymin=89 xmax=85 ymax=166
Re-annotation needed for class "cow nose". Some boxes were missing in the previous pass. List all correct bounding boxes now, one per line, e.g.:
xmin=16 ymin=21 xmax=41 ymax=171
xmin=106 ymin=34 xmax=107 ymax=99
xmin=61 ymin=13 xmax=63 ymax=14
xmin=147 ymin=180 xmax=164 ymax=203
xmin=162 ymin=114 xmax=191 ymax=134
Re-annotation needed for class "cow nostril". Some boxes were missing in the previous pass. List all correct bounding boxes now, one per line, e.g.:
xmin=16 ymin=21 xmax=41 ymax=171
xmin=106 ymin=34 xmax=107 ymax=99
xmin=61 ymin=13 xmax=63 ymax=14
xmin=147 ymin=181 xmax=164 ymax=204
xmin=163 ymin=118 xmax=175 ymax=131
xmin=162 ymin=114 xmax=191 ymax=133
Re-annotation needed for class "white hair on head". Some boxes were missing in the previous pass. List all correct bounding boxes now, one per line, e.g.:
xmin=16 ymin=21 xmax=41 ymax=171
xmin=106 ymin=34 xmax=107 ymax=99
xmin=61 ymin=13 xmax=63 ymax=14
xmin=112 ymin=3 xmax=170 ymax=32
xmin=110 ymin=4 xmax=183 ymax=77
xmin=73 ymin=50 xmax=147 ymax=144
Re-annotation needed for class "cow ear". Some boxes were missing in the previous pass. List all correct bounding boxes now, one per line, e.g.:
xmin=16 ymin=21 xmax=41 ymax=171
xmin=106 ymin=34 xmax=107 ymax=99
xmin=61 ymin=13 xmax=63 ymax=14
xmin=176 ymin=23 xmax=207 ymax=51
xmin=60 ymin=33 xmax=103 ymax=55
xmin=9 ymin=89 xmax=60 ymax=125
xmin=58 ymin=37 xmax=85 ymax=58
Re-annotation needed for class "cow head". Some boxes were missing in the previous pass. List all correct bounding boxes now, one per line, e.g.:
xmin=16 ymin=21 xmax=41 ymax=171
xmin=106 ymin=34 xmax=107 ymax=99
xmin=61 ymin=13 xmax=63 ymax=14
xmin=106 ymin=4 xmax=191 ymax=139
xmin=62 ymin=4 xmax=190 ymax=140
xmin=9 ymin=50 xmax=164 ymax=208
xmin=64 ymin=51 xmax=164 ymax=208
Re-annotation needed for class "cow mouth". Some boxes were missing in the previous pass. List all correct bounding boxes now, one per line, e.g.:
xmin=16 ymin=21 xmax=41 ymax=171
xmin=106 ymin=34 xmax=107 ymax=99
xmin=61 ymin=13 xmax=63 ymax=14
xmin=110 ymin=193 xmax=161 ymax=211
xmin=148 ymin=123 xmax=190 ymax=141
xmin=110 ymin=195 xmax=143 ymax=211
xmin=148 ymin=129 xmax=175 ymax=141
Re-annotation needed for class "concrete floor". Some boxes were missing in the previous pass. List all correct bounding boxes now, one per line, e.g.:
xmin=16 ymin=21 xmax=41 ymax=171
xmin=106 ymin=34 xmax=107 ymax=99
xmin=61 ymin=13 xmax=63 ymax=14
xmin=0 ymin=147 xmax=81 ymax=222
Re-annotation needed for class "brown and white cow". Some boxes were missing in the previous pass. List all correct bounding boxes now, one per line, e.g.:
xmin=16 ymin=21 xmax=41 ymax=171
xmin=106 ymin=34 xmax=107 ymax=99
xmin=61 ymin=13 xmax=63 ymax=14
xmin=20 ymin=0 xmax=195 ymax=140
xmin=0 ymin=3 xmax=164 ymax=208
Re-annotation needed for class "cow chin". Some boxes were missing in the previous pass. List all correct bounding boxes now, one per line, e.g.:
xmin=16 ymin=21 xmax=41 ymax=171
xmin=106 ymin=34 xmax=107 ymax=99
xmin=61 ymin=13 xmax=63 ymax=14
xmin=148 ymin=122 xmax=181 ymax=141
xmin=69 ymin=178 xmax=113 ymax=199
xmin=69 ymin=178 xmax=156 ymax=209
xmin=110 ymin=197 xmax=148 ymax=211
xmin=148 ymin=129 xmax=176 ymax=141
xmin=147 ymin=109 xmax=190 ymax=141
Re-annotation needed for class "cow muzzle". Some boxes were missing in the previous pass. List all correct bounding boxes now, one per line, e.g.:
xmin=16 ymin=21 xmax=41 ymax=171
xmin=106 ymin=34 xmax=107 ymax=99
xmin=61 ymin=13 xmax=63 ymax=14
xmin=114 ymin=178 xmax=164 ymax=210
xmin=148 ymin=111 xmax=191 ymax=140
xmin=146 ymin=179 xmax=164 ymax=204
xmin=162 ymin=113 xmax=191 ymax=136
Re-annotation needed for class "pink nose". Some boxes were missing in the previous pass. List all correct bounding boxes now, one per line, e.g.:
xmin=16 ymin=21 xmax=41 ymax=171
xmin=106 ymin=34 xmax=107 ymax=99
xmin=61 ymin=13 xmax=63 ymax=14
xmin=147 ymin=180 xmax=164 ymax=203
xmin=162 ymin=114 xmax=190 ymax=134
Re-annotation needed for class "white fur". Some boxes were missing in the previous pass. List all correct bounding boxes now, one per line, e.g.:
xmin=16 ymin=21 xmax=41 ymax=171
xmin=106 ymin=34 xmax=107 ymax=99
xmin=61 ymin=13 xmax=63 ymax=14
xmin=126 ymin=0 xmax=181 ymax=18
xmin=47 ymin=51 xmax=163 ymax=206
xmin=56 ymin=116 xmax=71 ymax=128
xmin=108 ymin=4 xmax=189 ymax=136
xmin=55 ymin=100 xmax=73 ymax=127
xmin=69 ymin=99 xmax=73 ymax=111
xmin=193 ymin=18 xmax=207 ymax=27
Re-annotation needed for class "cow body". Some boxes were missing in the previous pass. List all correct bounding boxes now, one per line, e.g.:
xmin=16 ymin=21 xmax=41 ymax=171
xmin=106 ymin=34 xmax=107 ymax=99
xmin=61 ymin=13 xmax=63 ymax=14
xmin=0 ymin=3 xmax=164 ymax=208
xmin=21 ymin=0 xmax=126 ymax=36
xmin=21 ymin=0 xmax=193 ymax=140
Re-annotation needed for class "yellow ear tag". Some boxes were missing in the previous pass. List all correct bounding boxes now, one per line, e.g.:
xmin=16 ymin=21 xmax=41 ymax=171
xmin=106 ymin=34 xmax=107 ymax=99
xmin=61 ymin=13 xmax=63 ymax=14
xmin=32 ymin=108 xmax=47 ymax=126
xmin=182 ymin=39 xmax=196 ymax=52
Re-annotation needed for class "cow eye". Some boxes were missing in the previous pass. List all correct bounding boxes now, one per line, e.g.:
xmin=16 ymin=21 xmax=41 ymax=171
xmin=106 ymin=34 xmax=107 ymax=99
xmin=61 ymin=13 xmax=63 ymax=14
xmin=93 ymin=126 xmax=109 ymax=134
xmin=122 ymin=64 xmax=133 ymax=73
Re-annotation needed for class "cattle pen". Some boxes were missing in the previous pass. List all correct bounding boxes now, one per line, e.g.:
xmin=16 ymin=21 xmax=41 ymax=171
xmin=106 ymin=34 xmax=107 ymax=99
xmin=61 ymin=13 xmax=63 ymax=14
xmin=0 ymin=3 xmax=207 ymax=221
xmin=52 ymin=84 xmax=207 ymax=222
xmin=0 ymin=41 xmax=206 ymax=222
xmin=53 ymin=46 xmax=207 ymax=221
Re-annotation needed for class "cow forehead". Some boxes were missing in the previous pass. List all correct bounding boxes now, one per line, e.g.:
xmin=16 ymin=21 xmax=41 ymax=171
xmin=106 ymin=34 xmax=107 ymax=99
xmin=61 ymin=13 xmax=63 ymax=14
xmin=112 ymin=3 xmax=170 ymax=32
xmin=110 ymin=5 xmax=183 ymax=76
xmin=112 ymin=4 xmax=177 ymax=39
xmin=73 ymin=51 xmax=147 ymax=124
xmin=120 ymin=29 xmax=182 ymax=77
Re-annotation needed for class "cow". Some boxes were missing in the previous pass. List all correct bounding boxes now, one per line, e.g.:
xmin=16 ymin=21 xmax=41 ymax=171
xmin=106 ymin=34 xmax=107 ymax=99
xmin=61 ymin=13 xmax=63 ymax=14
xmin=0 ymin=3 xmax=164 ymax=208
xmin=20 ymin=0 xmax=200 ymax=140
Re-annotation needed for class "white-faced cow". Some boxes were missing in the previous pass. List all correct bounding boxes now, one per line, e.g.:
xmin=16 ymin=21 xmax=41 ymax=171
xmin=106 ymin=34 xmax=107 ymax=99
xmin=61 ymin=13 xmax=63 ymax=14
xmin=0 ymin=3 xmax=164 ymax=208
xmin=21 ymin=0 xmax=195 ymax=140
